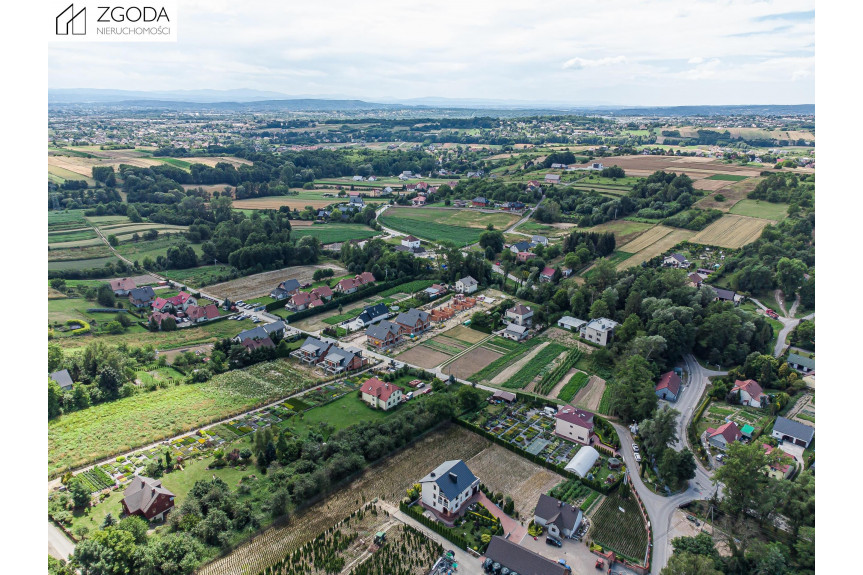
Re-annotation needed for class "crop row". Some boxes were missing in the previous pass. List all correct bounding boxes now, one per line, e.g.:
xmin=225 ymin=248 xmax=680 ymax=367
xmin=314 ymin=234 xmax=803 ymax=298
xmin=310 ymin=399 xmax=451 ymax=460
xmin=536 ymin=348 xmax=582 ymax=395
xmin=557 ymin=372 xmax=590 ymax=403
xmin=470 ymin=338 xmax=546 ymax=382
xmin=502 ymin=343 xmax=568 ymax=389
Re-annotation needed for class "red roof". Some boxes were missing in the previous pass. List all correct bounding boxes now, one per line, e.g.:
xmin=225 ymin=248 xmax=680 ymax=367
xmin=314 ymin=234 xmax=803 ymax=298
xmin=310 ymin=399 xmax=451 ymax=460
xmin=311 ymin=285 xmax=332 ymax=299
xmin=655 ymin=371 xmax=681 ymax=396
xmin=362 ymin=377 xmax=402 ymax=402
xmin=731 ymin=379 xmax=765 ymax=401
xmin=707 ymin=421 xmax=742 ymax=444
xmin=762 ymin=444 xmax=793 ymax=474
xmin=186 ymin=303 xmax=219 ymax=321
xmin=154 ymin=291 xmax=192 ymax=309
xmin=242 ymin=336 xmax=275 ymax=351
xmin=555 ymin=406 xmax=594 ymax=430
xmin=292 ymin=292 xmax=313 ymax=306
xmin=357 ymin=271 xmax=376 ymax=284
xmin=541 ymin=266 xmax=555 ymax=277
xmin=149 ymin=311 xmax=172 ymax=325
xmin=337 ymin=278 xmax=358 ymax=291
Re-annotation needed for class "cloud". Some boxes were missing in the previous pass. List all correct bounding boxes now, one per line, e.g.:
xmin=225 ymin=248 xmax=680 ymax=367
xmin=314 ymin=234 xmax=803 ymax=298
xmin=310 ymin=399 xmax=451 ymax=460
xmin=562 ymin=55 xmax=627 ymax=70
xmin=753 ymin=10 xmax=814 ymax=22
xmin=688 ymin=57 xmax=704 ymax=64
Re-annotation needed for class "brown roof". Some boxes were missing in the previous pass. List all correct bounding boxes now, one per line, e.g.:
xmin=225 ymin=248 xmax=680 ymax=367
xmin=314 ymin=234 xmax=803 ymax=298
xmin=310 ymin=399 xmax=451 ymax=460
xmin=732 ymin=379 xmax=765 ymax=401
xmin=122 ymin=476 xmax=174 ymax=519
xmin=707 ymin=421 xmax=742 ymax=444
xmin=311 ymin=285 xmax=333 ymax=299
xmin=656 ymin=371 xmax=681 ymax=396
xmin=508 ymin=304 xmax=532 ymax=316
xmin=186 ymin=303 xmax=219 ymax=321
xmin=242 ymin=336 xmax=275 ymax=351
xmin=362 ymin=377 xmax=402 ymax=402
xmin=555 ymin=406 xmax=594 ymax=430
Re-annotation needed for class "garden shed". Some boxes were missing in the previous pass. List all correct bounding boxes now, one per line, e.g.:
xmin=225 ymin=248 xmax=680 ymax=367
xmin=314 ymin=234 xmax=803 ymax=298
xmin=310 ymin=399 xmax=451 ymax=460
xmin=564 ymin=446 xmax=600 ymax=478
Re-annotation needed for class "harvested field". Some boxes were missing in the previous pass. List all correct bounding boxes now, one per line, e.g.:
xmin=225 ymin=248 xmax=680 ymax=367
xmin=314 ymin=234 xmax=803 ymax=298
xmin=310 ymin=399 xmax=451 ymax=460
xmin=181 ymin=156 xmax=253 ymax=167
xmin=695 ymin=177 xmax=762 ymax=211
xmin=594 ymin=155 xmax=762 ymax=177
xmin=49 ymin=237 xmax=104 ymax=248
xmin=692 ymin=179 xmax=733 ymax=192
xmin=572 ymin=375 xmax=607 ymax=411
xmin=690 ymin=214 xmax=773 ymax=248
xmin=396 ymin=345 xmax=451 ymax=369
xmin=48 ymin=243 xmax=114 ymax=261
xmin=442 ymin=324 xmax=488 ymax=344
xmin=617 ymin=228 xmax=695 ymax=269
xmin=441 ymin=347 xmax=503 ymax=379
xmin=586 ymin=220 xmax=655 ymax=245
xmin=234 ymin=196 xmax=336 ymax=210
xmin=198 ymin=425 xmax=489 ymax=575
xmin=490 ymin=341 xmax=550 ymax=386
xmin=205 ymin=263 xmax=347 ymax=300
xmin=466 ymin=443 xmax=564 ymax=518
xmin=617 ymin=225 xmax=674 ymax=253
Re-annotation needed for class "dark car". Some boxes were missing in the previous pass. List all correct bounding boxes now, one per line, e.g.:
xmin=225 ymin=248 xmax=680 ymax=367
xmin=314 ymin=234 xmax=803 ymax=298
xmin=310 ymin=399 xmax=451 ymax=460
xmin=546 ymin=537 xmax=562 ymax=547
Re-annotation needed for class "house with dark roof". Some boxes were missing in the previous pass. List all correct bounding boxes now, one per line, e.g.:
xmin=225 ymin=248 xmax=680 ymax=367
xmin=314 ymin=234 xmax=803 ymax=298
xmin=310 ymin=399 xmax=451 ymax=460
xmin=554 ymin=406 xmax=594 ymax=445
xmin=361 ymin=377 xmax=403 ymax=410
xmin=472 ymin=197 xmax=489 ymax=207
xmin=401 ymin=235 xmax=421 ymax=249
xmin=290 ymin=336 xmax=334 ymax=365
xmin=318 ymin=346 xmax=366 ymax=374
xmin=706 ymin=421 xmax=742 ymax=450
xmin=110 ymin=277 xmax=136 ymax=296
xmin=771 ymin=416 xmax=814 ymax=448
xmin=395 ymin=308 xmax=431 ymax=335
xmin=787 ymin=353 xmax=815 ymax=374
xmin=506 ymin=304 xmax=533 ymax=327
xmin=483 ymin=536 xmax=571 ymax=575
xmin=706 ymin=285 xmax=743 ymax=305
xmin=509 ymin=241 xmax=532 ymax=254
xmin=489 ymin=390 xmax=516 ymax=404
xmin=419 ymin=460 xmax=480 ymax=518
xmin=235 ymin=321 xmax=288 ymax=344
xmin=663 ymin=253 xmax=690 ymax=268
xmin=122 ymin=476 xmax=175 ymax=521
xmin=730 ymin=379 xmax=767 ymax=408
xmin=455 ymin=276 xmax=478 ymax=294
xmin=531 ymin=235 xmax=549 ymax=246
xmin=655 ymin=371 xmax=682 ymax=402
xmin=50 ymin=369 xmax=74 ymax=391
xmin=270 ymin=279 xmax=301 ymax=300
xmin=365 ymin=320 xmax=403 ymax=350
xmin=128 ymin=286 xmax=156 ymax=308
xmin=534 ymin=494 xmax=583 ymax=539
xmin=501 ymin=323 xmax=529 ymax=341
xmin=350 ymin=303 xmax=391 ymax=330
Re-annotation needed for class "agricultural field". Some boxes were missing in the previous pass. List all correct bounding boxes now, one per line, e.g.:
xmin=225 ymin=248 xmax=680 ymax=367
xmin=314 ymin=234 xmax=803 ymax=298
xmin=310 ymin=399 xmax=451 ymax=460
xmin=396 ymin=345 xmax=452 ymax=369
xmin=572 ymin=375 xmax=607 ymax=412
xmin=695 ymin=177 xmax=762 ymax=211
xmin=232 ymin=190 xmax=387 ymax=211
xmin=160 ymin=264 xmax=237 ymax=288
xmin=48 ymin=359 xmax=321 ymax=477
xmin=690 ymin=214 xmax=773 ymax=248
xmin=198 ymin=425 xmax=491 ymax=575
xmin=206 ymin=262 xmax=348 ymax=300
xmin=441 ymin=346 xmax=502 ymax=379
xmin=706 ymin=174 xmax=748 ymax=182
xmin=589 ymin=490 xmax=649 ymax=562
xmin=557 ymin=371 xmax=590 ymax=402
xmin=729 ymin=199 xmax=789 ymax=221
xmin=378 ymin=207 xmax=520 ymax=246
xmin=585 ymin=220 xmax=655 ymax=245
xmin=501 ymin=343 xmax=568 ymax=390
xmin=470 ymin=337 xmax=545 ymax=384
xmin=48 ymin=256 xmax=121 ymax=271
xmin=441 ymin=324 xmax=488 ymax=344
xmin=291 ymin=223 xmax=379 ymax=244
xmin=616 ymin=226 xmax=696 ymax=269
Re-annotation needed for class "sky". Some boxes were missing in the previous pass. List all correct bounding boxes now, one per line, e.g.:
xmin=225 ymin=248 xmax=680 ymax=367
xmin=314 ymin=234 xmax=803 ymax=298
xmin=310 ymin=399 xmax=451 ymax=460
xmin=47 ymin=0 xmax=815 ymax=106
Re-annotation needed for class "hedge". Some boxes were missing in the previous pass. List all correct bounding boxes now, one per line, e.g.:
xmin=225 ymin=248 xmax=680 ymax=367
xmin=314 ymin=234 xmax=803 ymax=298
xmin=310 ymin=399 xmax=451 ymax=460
xmin=400 ymin=500 xmax=484 ymax=552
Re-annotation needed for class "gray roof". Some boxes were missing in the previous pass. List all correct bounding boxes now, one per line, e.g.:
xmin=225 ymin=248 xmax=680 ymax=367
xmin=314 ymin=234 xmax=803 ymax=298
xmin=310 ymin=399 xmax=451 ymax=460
xmin=298 ymin=336 xmax=332 ymax=355
xmin=707 ymin=285 xmax=737 ymax=301
xmin=419 ymin=460 xmax=478 ymax=500
xmin=128 ymin=286 xmax=155 ymax=301
xmin=358 ymin=303 xmax=390 ymax=324
xmin=323 ymin=346 xmax=356 ymax=365
xmin=773 ymin=416 xmax=815 ymax=443
xmin=585 ymin=317 xmax=618 ymax=332
xmin=485 ymin=536 xmax=570 ymax=575
xmin=236 ymin=321 xmax=287 ymax=343
xmin=395 ymin=308 xmax=430 ymax=326
xmin=366 ymin=320 xmax=401 ymax=340
xmin=280 ymin=279 xmax=301 ymax=292
xmin=534 ymin=493 xmax=583 ymax=532
xmin=123 ymin=476 xmax=174 ymax=515
xmin=558 ymin=316 xmax=586 ymax=330
xmin=459 ymin=276 xmax=478 ymax=287
xmin=787 ymin=353 xmax=815 ymax=370
xmin=505 ymin=324 xmax=529 ymax=335
xmin=50 ymin=369 xmax=74 ymax=390
xmin=512 ymin=241 xmax=531 ymax=252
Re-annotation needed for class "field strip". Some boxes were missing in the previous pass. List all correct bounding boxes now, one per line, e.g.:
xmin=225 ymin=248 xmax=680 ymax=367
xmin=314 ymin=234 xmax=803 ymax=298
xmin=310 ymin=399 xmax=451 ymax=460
xmin=548 ymin=368 xmax=581 ymax=398
xmin=490 ymin=341 xmax=550 ymax=385
xmin=617 ymin=225 xmax=675 ymax=253
xmin=438 ymin=334 xmax=493 ymax=369
xmin=690 ymin=214 xmax=774 ymax=248
xmin=573 ymin=375 xmax=607 ymax=411
xmin=617 ymin=228 xmax=695 ymax=270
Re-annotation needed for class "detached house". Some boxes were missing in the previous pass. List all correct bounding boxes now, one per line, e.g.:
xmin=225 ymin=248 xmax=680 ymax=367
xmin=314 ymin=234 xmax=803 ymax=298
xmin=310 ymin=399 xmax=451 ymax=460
xmin=663 ymin=253 xmax=690 ymax=268
xmin=579 ymin=317 xmax=619 ymax=346
xmin=707 ymin=286 xmax=744 ymax=305
xmin=241 ymin=336 xmax=275 ymax=352
xmin=401 ymin=235 xmax=421 ymax=249
xmin=534 ymin=494 xmax=583 ymax=539
xmin=185 ymin=304 xmax=220 ymax=323
xmin=360 ymin=377 xmax=403 ymax=410
xmin=506 ymin=304 xmax=533 ymax=327
xmin=554 ymin=406 xmax=595 ymax=445
xmin=455 ymin=276 xmax=478 ymax=294
xmin=771 ymin=416 xmax=815 ymax=448
xmin=419 ymin=460 xmax=480 ymax=518
xmin=730 ymin=379 xmax=767 ymax=408
xmin=270 ymin=279 xmax=301 ymax=300
xmin=510 ymin=241 xmax=532 ymax=254
xmin=286 ymin=292 xmax=317 ymax=311
xmin=291 ymin=336 xmax=334 ymax=365
xmin=539 ymin=266 xmax=556 ymax=283
xmin=557 ymin=316 xmax=586 ymax=332
xmin=122 ymin=476 xmax=175 ymax=521
xmin=501 ymin=323 xmax=529 ymax=341
xmin=472 ymin=197 xmax=489 ymax=207
xmin=336 ymin=272 xmax=376 ymax=294
xmin=365 ymin=320 xmax=403 ymax=350
xmin=110 ymin=277 xmax=136 ymax=296
xmin=128 ymin=286 xmax=156 ymax=308
xmin=763 ymin=444 xmax=796 ymax=479
xmin=655 ymin=371 xmax=682 ymax=402
xmin=318 ymin=346 xmax=366 ymax=374
xmin=50 ymin=369 xmax=74 ymax=391
xmin=706 ymin=421 xmax=742 ymax=451
xmin=395 ymin=308 xmax=431 ymax=335
xmin=349 ymin=303 xmax=391 ymax=330
xmin=152 ymin=292 xmax=196 ymax=314
xmin=544 ymin=174 xmax=561 ymax=184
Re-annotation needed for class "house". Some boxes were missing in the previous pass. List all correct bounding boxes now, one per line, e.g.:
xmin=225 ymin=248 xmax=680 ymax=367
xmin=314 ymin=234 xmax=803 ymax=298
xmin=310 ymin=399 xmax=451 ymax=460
xmin=509 ymin=241 xmax=532 ymax=254
xmin=787 ymin=353 xmax=815 ymax=374
xmin=235 ymin=321 xmax=288 ymax=344
xmin=394 ymin=308 xmax=431 ymax=335
xmin=424 ymin=284 xmax=447 ymax=298
xmin=241 ymin=336 xmax=275 ymax=352
xmin=50 ymin=369 xmax=74 ymax=391
xmin=416 ymin=181 xmax=429 ymax=191
xmin=489 ymin=390 xmax=516 ymax=404
xmin=502 ymin=201 xmax=526 ymax=211
xmin=531 ymin=235 xmax=549 ymax=246
xmin=664 ymin=253 xmax=690 ymax=268
xmin=122 ymin=476 xmax=175 ymax=521
xmin=544 ymin=174 xmax=561 ymax=184
xmin=349 ymin=195 xmax=365 ymax=208
xmin=109 ymin=277 xmax=136 ymax=296
xmin=412 ymin=196 xmax=426 ymax=206
xmin=367 ymin=176 xmax=377 ymax=182
xmin=771 ymin=417 xmax=815 ymax=448
xmin=149 ymin=311 xmax=173 ymax=328
xmin=655 ymin=371 xmax=682 ymax=402
xmin=360 ymin=377 xmax=403 ymax=410
xmin=706 ymin=421 xmax=742 ymax=451
xmin=405 ymin=183 xmax=418 ymax=191
xmin=730 ymin=379 xmax=767 ymax=408
xmin=318 ymin=346 xmax=366 ymax=374
xmin=534 ymin=494 xmax=583 ymax=539
xmin=185 ymin=303 xmax=220 ymax=323
xmin=455 ymin=276 xmax=478 ymax=294
xmin=401 ymin=235 xmax=421 ymax=249
xmin=506 ymin=304 xmax=534 ymax=327
xmin=152 ymin=292 xmax=196 ymax=314
xmin=564 ymin=445 xmax=600 ymax=477
xmin=561 ymin=267 xmax=573 ymax=278
xmin=336 ymin=272 xmax=376 ymax=294
xmin=484 ymin=536 xmax=571 ymax=575
xmin=350 ymin=303 xmax=391 ymax=330
xmin=555 ymin=407 xmax=595 ymax=445
xmin=352 ymin=175 xmax=364 ymax=181
xmin=763 ymin=444 xmax=796 ymax=479
xmin=365 ymin=320 xmax=403 ymax=350
xmin=399 ymin=170 xmax=413 ymax=179
xmin=271 ymin=279 xmax=301 ymax=299
xmin=290 ymin=336 xmax=334 ymax=365
xmin=501 ymin=323 xmax=529 ymax=341
xmin=526 ymin=180 xmax=541 ymax=189
xmin=472 ymin=197 xmax=489 ymax=207
xmin=550 ymin=163 xmax=566 ymax=169
xmin=310 ymin=285 xmax=333 ymax=302
xmin=419 ymin=460 xmax=480 ymax=518
xmin=579 ymin=317 xmax=619 ymax=346
xmin=688 ymin=273 xmax=704 ymax=287
xmin=286 ymin=292 xmax=316 ymax=311
xmin=128 ymin=286 xmax=156 ymax=308
xmin=706 ymin=286 xmax=744 ymax=305
xmin=539 ymin=266 xmax=556 ymax=283
xmin=316 ymin=210 xmax=331 ymax=220
xmin=557 ymin=316 xmax=586 ymax=332
xmin=382 ymin=186 xmax=393 ymax=195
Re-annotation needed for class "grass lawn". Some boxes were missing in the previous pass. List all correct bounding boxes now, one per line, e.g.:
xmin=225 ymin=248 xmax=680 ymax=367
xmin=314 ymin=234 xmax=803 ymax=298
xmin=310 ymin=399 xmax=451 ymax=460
xmin=291 ymin=223 xmax=378 ymax=244
xmin=729 ymin=200 xmax=789 ymax=221
xmin=378 ymin=208 xmax=519 ymax=247
xmin=279 ymin=392 xmax=394 ymax=439
xmin=115 ymin=237 xmax=204 ymax=263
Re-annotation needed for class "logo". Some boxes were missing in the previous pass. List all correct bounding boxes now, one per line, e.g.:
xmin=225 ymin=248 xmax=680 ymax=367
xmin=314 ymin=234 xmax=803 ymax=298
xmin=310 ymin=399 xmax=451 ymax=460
xmin=56 ymin=4 xmax=86 ymax=35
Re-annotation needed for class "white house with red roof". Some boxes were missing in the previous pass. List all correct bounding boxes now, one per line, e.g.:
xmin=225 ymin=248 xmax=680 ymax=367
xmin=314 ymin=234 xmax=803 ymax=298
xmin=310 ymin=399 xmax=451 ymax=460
xmin=336 ymin=272 xmax=376 ymax=294
xmin=185 ymin=303 xmax=220 ymax=323
xmin=152 ymin=291 xmax=196 ymax=314
xmin=731 ymin=379 xmax=767 ymax=408
xmin=655 ymin=371 xmax=682 ymax=402
xmin=762 ymin=444 xmax=796 ymax=479
xmin=539 ymin=267 xmax=556 ymax=283
xmin=554 ymin=406 xmax=595 ymax=445
xmin=401 ymin=235 xmax=421 ymax=249
xmin=706 ymin=421 xmax=742 ymax=450
xmin=361 ymin=377 xmax=403 ymax=410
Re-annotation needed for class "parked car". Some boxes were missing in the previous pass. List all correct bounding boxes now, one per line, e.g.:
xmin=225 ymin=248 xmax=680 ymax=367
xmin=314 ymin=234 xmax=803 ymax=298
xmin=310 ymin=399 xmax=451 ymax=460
xmin=634 ymin=453 xmax=642 ymax=463
xmin=632 ymin=444 xmax=639 ymax=452
xmin=546 ymin=537 xmax=562 ymax=548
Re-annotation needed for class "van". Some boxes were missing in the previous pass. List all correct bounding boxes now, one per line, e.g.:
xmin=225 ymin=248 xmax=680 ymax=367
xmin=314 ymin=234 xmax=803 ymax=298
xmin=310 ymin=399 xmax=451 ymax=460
xmin=406 ymin=392 xmax=414 ymax=400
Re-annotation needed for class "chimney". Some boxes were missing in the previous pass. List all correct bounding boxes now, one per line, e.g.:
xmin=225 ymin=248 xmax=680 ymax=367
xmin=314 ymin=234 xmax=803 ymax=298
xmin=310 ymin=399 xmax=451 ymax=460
xmin=449 ymin=472 xmax=458 ymax=482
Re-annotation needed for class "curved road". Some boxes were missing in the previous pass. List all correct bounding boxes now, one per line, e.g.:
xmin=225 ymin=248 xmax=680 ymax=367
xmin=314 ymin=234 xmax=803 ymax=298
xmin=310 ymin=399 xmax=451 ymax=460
xmin=750 ymin=296 xmax=814 ymax=357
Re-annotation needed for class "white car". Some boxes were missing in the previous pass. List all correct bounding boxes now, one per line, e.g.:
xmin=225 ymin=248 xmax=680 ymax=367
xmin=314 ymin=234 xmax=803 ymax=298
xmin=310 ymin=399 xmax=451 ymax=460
xmin=634 ymin=453 xmax=642 ymax=463
xmin=632 ymin=444 xmax=639 ymax=452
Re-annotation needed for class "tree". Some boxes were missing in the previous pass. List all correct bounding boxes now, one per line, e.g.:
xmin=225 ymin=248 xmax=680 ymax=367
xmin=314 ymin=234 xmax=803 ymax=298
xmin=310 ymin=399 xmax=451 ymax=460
xmin=161 ymin=316 xmax=177 ymax=332
xmin=72 ymin=527 xmax=138 ymax=575
xmin=639 ymin=407 xmax=680 ymax=458
xmin=101 ymin=513 xmax=117 ymax=528
xmin=140 ymin=532 xmax=205 ymax=575
xmin=97 ymin=366 xmax=123 ymax=398
xmin=68 ymin=477 xmax=92 ymax=509
xmin=589 ymin=299 xmax=610 ymax=319
xmin=714 ymin=441 xmax=781 ymax=517
xmin=611 ymin=355 xmax=658 ymax=422
xmin=478 ymin=230 xmax=505 ymax=253
xmin=117 ymin=515 xmax=148 ymax=545
xmin=105 ymin=320 xmax=125 ymax=334
xmin=775 ymin=257 xmax=807 ymax=297
xmin=97 ymin=284 xmax=115 ymax=307
xmin=107 ymin=235 xmax=119 ymax=247
xmin=658 ymin=448 xmax=697 ymax=486
xmin=49 ymin=380 xmax=63 ymax=419
xmin=661 ymin=552 xmax=723 ymax=575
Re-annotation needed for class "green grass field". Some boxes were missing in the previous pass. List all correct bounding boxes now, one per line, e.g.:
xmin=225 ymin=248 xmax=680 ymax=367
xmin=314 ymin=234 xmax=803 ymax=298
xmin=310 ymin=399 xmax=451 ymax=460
xmin=48 ymin=256 xmax=121 ymax=271
xmin=292 ymin=223 xmax=378 ymax=244
xmin=501 ymin=342 xmax=568 ymax=389
xmin=282 ymin=392 xmax=393 ymax=438
xmin=156 ymin=157 xmax=192 ymax=169
xmin=706 ymin=174 xmax=748 ymax=182
xmin=378 ymin=208 xmax=519 ymax=246
xmin=557 ymin=372 xmax=590 ymax=402
xmin=115 ymin=236 xmax=204 ymax=263
xmin=728 ymin=200 xmax=789 ymax=221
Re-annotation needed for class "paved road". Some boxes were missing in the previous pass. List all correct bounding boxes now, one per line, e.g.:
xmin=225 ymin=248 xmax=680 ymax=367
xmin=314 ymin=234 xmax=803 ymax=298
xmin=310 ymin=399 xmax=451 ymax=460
xmin=750 ymin=297 xmax=813 ymax=357
xmin=48 ymin=521 xmax=75 ymax=561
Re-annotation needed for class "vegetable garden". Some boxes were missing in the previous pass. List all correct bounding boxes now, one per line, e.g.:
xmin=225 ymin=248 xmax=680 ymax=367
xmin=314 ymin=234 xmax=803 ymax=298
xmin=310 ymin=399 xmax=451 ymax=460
xmin=589 ymin=490 xmax=649 ymax=563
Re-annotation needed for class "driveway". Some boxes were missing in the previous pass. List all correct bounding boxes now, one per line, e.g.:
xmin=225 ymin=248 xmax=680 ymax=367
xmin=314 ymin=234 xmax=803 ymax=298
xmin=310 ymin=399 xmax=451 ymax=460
xmin=517 ymin=532 xmax=601 ymax=573
xmin=48 ymin=521 xmax=75 ymax=561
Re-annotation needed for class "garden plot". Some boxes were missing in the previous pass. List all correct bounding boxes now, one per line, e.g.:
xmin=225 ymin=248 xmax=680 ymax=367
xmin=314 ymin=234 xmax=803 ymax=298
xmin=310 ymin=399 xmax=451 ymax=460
xmin=589 ymin=490 xmax=649 ymax=563
xmin=442 ymin=324 xmax=488 ymax=344
xmin=490 ymin=341 xmax=551 ymax=385
xmin=572 ymin=375 xmax=607 ymax=411
xmin=695 ymin=401 xmax=774 ymax=439
xmin=396 ymin=345 xmax=452 ymax=369
xmin=441 ymin=347 xmax=503 ymax=379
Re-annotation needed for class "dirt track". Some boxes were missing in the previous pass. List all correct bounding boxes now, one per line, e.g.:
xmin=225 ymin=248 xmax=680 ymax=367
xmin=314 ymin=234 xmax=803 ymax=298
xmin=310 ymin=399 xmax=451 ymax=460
xmin=490 ymin=341 xmax=550 ymax=385
xmin=573 ymin=375 xmax=606 ymax=411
